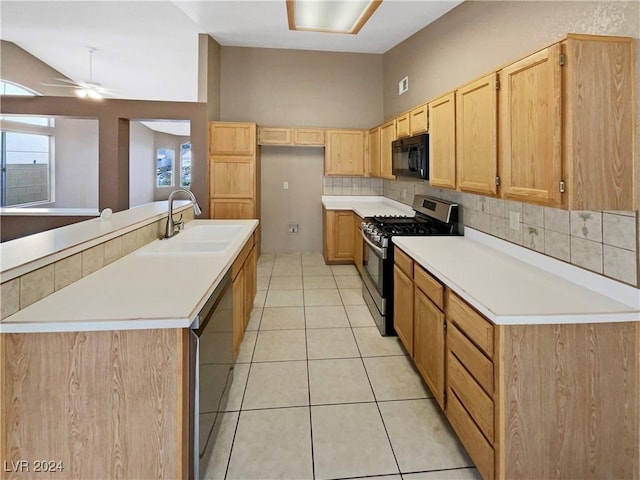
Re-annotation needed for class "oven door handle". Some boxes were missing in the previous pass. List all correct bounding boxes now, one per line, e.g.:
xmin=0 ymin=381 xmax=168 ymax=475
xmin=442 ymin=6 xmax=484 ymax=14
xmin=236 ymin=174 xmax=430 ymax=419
xmin=361 ymin=230 xmax=387 ymax=259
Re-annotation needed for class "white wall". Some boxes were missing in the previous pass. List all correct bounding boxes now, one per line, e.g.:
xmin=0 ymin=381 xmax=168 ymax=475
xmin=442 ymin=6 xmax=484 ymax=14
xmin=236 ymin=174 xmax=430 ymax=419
xmin=53 ymin=118 xmax=98 ymax=208
xmin=129 ymin=121 xmax=155 ymax=207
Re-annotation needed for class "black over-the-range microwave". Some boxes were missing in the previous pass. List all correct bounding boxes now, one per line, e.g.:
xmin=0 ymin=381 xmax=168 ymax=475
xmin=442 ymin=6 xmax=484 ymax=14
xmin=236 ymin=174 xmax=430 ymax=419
xmin=391 ymin=133 xmax=429 ymax=180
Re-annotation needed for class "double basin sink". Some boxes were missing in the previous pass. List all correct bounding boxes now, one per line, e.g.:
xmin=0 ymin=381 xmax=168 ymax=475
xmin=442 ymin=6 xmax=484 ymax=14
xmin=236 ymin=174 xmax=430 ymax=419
xmin=136 ymin=224 xmax=243 ymax=255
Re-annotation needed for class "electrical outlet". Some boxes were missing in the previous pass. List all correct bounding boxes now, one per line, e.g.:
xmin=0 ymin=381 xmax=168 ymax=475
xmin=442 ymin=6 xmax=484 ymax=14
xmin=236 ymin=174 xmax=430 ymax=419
xmin=283 ymin=181 xmax=289 ymax=190
xmin=288 ymin=223 xmax=299 ymax=234
xmin=509 ymin=211 xmax=521 ymax=231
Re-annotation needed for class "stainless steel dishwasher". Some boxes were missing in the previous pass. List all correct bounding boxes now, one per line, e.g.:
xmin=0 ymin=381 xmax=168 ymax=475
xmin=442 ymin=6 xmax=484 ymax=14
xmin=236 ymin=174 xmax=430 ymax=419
xmin=189 ymin=271 xmax=234 ymax=479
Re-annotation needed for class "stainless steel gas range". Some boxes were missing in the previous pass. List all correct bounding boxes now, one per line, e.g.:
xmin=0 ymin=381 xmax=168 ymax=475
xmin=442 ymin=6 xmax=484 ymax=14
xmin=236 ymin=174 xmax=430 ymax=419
xmin=360 ymin=195 xmax=459 ymax=336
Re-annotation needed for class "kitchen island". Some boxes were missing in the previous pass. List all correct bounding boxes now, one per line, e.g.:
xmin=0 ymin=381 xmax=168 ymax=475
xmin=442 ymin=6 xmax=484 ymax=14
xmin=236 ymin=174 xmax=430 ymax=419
xmin=392 ymin=228 xmax=639 ymax=480
xmin=1 ymin=218 xmax=258 ymax=480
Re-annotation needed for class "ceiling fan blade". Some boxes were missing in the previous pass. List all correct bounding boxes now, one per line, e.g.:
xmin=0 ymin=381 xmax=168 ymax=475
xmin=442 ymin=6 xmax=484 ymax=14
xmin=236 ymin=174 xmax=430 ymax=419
xmin=40 ymin=83 xmax=78 ymax=88
xmin=51 ymin=78 xmax=80 ymax=86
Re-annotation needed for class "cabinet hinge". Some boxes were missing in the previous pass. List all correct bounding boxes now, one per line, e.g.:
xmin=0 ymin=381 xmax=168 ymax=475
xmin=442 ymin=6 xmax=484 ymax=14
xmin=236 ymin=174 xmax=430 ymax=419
xmin=443 ymin=322 xmax=447 ymax=333
xmin=559 ymin=53 xmax=566 ymax=66
xmin=495 ymin=79 xmax=500 ymax=90
xmin=495 ymin=176 xmax=500 ymax=186
xmin=559 ymin=180 xmax=566 ymax=193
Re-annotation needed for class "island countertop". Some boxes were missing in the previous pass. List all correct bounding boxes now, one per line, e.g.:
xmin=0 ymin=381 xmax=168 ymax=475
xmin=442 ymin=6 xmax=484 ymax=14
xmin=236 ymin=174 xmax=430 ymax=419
xmin=0 ymin=219 xmax=259 ymax=333
xmin=393 ymin=229 xmax=640 ymax=325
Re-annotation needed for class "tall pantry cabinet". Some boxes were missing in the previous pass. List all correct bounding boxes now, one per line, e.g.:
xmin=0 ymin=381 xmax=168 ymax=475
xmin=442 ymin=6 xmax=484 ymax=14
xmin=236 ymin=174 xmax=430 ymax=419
xmin=208 ymin=122 xmax=261 ymax=245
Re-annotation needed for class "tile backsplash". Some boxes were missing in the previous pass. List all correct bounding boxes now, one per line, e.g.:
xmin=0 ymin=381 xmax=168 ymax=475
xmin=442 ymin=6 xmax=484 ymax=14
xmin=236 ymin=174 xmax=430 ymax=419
xmin=323 ymin=177 xmax=383 ymax=196
xmin=383 ymin=179 xmax=639 ymax=287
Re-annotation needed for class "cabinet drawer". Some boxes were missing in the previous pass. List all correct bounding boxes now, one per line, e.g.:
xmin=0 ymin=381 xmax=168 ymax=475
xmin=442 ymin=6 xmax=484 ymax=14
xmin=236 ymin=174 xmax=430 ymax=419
xmin=414 ymin=266 xmax=443 ymax=310
xmin=448 ymin=351 xmax=494 ymax=442
xmin=448 ymin=323 xmax=494 ymax=396
xmin=394 ymin=247 xmax=413 ymax=278
xmin=447 ymin=291 xmax=494 ymax=358
xmin=447 ymin=389 xmax=495 ymax=480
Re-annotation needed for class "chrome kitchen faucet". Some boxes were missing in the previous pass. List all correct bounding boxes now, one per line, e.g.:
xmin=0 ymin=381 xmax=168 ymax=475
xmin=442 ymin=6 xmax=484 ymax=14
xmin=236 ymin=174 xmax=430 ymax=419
xmin=165 ymin=189 xmax=202 ymax=238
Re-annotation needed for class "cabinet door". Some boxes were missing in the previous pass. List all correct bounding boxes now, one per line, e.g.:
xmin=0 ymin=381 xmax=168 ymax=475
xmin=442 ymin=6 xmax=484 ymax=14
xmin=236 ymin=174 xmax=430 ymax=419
xmin=499 ymin=44 xmax=563 ymax=207
xmin=232 ymin=268 xmax=245 ymax=359
xmin=396 ymin=113 xmax=410 ymax=138
xmin=368 ymin=127 xmax=381 ymax=178
xmin=353 ymin=214 xmax=363 ymax=274
xmin=325 ymin=130 xmax=365 ymax=176
xmin=428 ymin=92 xmax=456 ymax=189
xmin=210 ymin=160 xmax=254 ymax=197
xmin=243 ymin=245 xmax=257 ymax=328
xmin=380 ymin=120 xmax=396 ymax=180
xmin=259 ymin=127 xmax=291 ymax=145
xmin=209 ymin=122 xmax=256 ymax=156
xmin=323 ymin=209 xmax=355 ymax=262
xmin=293 ymin=128 xmax=324 ymax=146
xmin=414 ymin=288 xmax=445 ymax=409
xmin=457 ymin=73 xmax=498 ymax=196
xmin=409 ymin=103 xmax=428 ymax=135
xmin=210 ymin=199 xmax=255 ymax=219
xmin=393 ymin=265 xmax=414 ymax=356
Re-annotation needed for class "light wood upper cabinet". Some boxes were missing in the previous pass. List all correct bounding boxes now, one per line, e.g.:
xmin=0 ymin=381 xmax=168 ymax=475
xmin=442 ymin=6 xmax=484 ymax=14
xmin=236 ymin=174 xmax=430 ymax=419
xmin=409 ymin=103 xmax=428 ymax=135
xmin=499 ymin=45 xmax=563 ymax=207
xmin=396 ymin=112 xmax=410 ymax=138
xmin=325 ymin=129 xmax=366 ymax=176
xmin=380 ymin=119 xmax=397 ymax=180
xmin=209 ymin=122 xmax=256 ymax=156
xmin=456 ymin=73 xmax=498 ymax=196
xmin=293 ymin=128 xmax=324 ymax=146
xmin=259 ymin=127 xmax=291 ymax=145
xmin=500 ymin=35 xmax=635 ymax=210
xmin=368 ymin=127 xmax=381 ymax=178
xmin=428 ymin=92 xmax=456 ymax=189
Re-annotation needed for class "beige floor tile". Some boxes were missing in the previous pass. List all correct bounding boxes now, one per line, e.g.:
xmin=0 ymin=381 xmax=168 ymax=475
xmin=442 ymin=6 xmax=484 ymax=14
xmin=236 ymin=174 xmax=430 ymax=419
xmin=302 ymin=265 xmax=333 ymax=276
xmin=403 ymin=468 xmax=481 ymax=479
xmin=301 ymin=252 xmax=326 ymax=266
xmin=303 ymin=275 xmax=337 ymax=289
xmin=227 ymin=408 xmax=312 ymax=480
xmin=246 ymin=308 xmax=262 ymax=331
xmin=235 ymin=330 xmax=257 ymax=363
xmin=257 ymin=263 xmax=273 ymax=277
xmin=335 ymin=275 xmax=362 ymax=289
xmin=201 ymin=411 xmax=239 ymax=480
xmin=271 ymin=264 xmax=303 ymax=276
xmin=306 ymin=328 xmax=359 ymax=360
xmin=304 ymin=289 xmax=342 ymax=306
xmin=253 ymin=329 xmax=307 ymax=362
xmin=253 ymin=290 xmax=267 ymax=308
xmin=265 ymin=289 xmax=303 ymax=307
xmin=353 ymin=326 xmax=406 ymax=356
xmin=331 ymin=265 xmax=359 ymax=276
xmin=364 ymin=356 xmax=430 ymax=401
xmin=345 ymin=305 xmax=376 ymax=327
xmin=340 ymin=288 xmax=365 ymax=305
xmin=260 ymin=307 xmax=305 ymax=330
xmin=243 ymin=361 xmax=309 ymax=409
xmin=311 ymin=403 xmax=399 ymax=480
xmin=224 ymin=363 xmax=250 ymax=411
xmin=268 ymin=276 xmax=303 ymax=290
xmin=275 ymin=253 xmax=302 ymax=264
xmin=257 ymin=253 xmax=275 ymax=264
xmin=380 ymin=399 xmax=473 ymax=473
xmin=256 ymin=276 xmax=270 ymax=291
xmin=308 ymin=358 xmax=374 ymax=405
xmin=305 ymin=306 xmax=350 ymax=328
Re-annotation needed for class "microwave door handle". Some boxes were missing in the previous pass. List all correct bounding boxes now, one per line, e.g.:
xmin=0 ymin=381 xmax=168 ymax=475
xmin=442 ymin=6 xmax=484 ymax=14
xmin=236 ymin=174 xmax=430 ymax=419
xmin=361 ymin=230 xmax=387 ymax=259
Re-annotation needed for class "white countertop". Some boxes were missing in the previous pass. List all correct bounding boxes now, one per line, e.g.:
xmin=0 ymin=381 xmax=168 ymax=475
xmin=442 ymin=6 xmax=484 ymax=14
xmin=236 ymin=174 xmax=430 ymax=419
xmin=393 ymin=230 xmax=640 ymax=325
xmin=0 ymin=219 xmax=259 ymax=333
xmin=1 ymin=200 xmax=192 ymax=281
xmin=322 ymin=196 xmax=414 ymax=218
xmin=0 ymin=207 xmax=99 ymax=216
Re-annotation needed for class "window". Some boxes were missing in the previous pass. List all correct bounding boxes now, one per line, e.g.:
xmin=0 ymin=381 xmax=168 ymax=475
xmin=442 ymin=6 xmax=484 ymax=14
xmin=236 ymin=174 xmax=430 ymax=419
xmin=156 ymin=148 xmax=174 ymax=187
xmin=180 ymin=142 xmax=191 ymax=187
xmin=0 ymin=80 xmax=54 ymax=207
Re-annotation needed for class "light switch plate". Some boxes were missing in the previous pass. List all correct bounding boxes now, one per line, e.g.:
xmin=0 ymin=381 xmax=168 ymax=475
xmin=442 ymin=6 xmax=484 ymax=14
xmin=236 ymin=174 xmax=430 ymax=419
xmin=283 ymin=181 xmax=289 ymax=189
xmin=509 ymin=211 xmax=521 ymax=230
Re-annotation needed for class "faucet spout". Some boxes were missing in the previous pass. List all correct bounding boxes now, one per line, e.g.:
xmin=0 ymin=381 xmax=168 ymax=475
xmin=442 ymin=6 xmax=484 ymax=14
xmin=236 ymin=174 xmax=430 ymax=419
xmin=165 ymin=189 xmax=202 ymax=239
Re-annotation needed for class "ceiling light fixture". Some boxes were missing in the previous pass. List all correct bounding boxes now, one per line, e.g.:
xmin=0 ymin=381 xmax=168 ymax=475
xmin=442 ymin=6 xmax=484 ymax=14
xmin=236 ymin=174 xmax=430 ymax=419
xmin=75 ymin=47 xmax=103 ymax=99
xmin=286 ymin=0 xmax=382 ymax=34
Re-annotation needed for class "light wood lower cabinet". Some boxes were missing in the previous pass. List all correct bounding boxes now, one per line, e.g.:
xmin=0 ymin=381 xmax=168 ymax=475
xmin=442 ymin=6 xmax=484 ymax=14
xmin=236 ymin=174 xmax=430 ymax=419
xmin=392 ymin=253 xmax=639 ymax=480
xmin=323 ymin=208 xmax=355 ymax=263
xmin=231 ymin=234 xmax=257 ymax=358
xmin=1 ymin=329 xmax=190 ymax=479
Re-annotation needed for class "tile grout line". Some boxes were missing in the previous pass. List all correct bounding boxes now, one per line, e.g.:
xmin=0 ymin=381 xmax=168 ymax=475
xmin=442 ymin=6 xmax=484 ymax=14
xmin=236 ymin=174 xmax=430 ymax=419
xmin=301 ymin=256 xmax=317 ymax=480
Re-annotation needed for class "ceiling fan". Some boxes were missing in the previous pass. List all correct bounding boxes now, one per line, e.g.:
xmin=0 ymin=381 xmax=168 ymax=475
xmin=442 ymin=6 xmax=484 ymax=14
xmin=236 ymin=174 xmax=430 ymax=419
xmin=41 ymin=47 xmax=116 ymax=99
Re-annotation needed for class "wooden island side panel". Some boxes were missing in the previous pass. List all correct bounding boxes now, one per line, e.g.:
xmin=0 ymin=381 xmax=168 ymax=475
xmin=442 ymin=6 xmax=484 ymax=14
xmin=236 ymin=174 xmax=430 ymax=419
xmin=1 ymin=328 xmax=189 ymax=480
xmin=498 ymin=322 xmax=638 ymax=480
